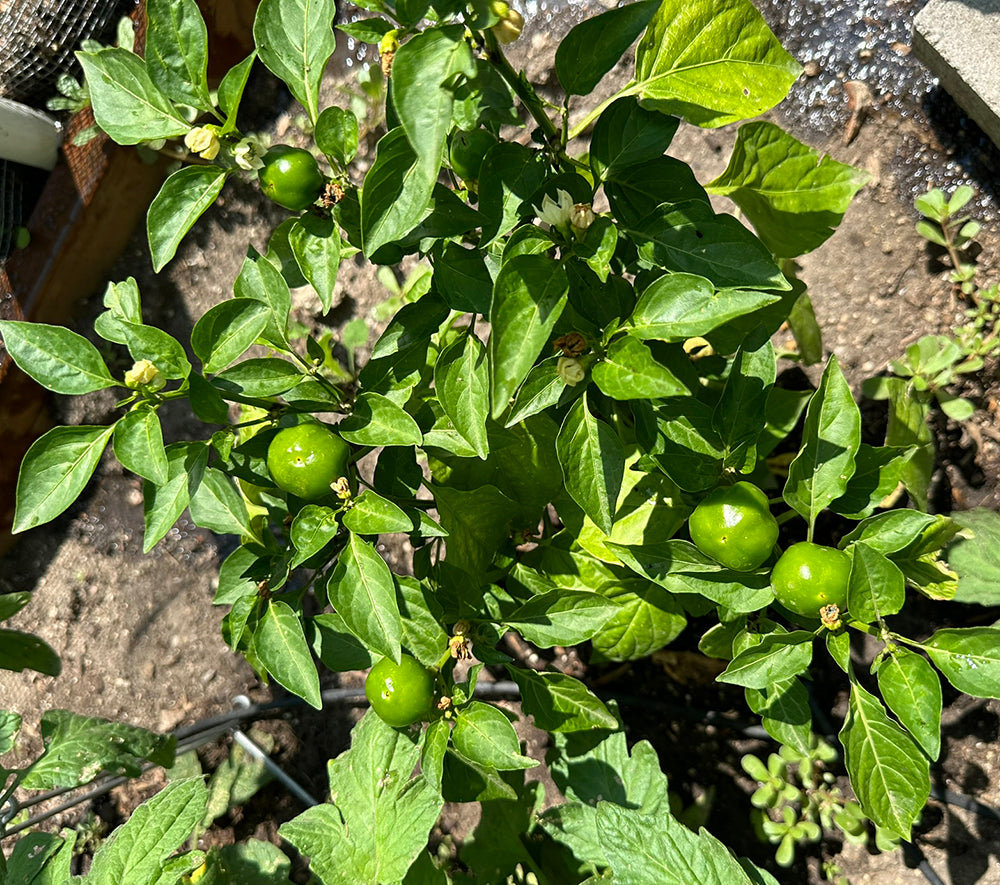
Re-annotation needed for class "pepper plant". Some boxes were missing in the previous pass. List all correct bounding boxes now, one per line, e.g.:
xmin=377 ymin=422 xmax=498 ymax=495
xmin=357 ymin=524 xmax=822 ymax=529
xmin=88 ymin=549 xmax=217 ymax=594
xmin=3 ymin=0 xmax=1000 ymax=881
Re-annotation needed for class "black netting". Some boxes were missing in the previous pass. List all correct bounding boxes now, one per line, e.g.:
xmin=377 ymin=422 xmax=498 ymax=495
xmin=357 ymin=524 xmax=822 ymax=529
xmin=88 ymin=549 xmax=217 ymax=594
xmin=0 ymin=0 xmax=136 ymax=106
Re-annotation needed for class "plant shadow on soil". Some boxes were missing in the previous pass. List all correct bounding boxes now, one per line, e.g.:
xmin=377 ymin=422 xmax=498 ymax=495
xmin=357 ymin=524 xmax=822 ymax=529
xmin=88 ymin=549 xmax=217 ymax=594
xmin=4 ymin=0 xmax=1000 ymax=881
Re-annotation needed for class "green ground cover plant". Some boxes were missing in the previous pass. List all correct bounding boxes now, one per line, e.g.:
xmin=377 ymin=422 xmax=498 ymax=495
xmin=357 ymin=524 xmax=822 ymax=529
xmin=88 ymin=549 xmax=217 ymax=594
xmin=3 ymin=0 xmax=1000 ymax=882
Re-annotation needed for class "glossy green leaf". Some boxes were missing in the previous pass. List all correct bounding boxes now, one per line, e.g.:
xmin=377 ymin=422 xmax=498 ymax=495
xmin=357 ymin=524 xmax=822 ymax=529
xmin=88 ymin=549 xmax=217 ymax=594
xmin=488 ymin=254 xmax=569 ymax=418
xmin=218 ymin=52 xmax=256 ymax=132
xmin=745 ymin=677 xmax=812 ymax=755
xmin=453 ymin=702 xmax=537 ymax=771
xmin=605 ymin=156 xmax=708 ymax=227
xmin=839 ymin=509 xmax=938 ymax=555
xmin=76 ymin=48 xmax=189 ymax=144
xmin=840 ymin=680 xmax=929 ymax=841
xmin=360 ymin=126 xmax=437 ymax=257
xmin=593 ymin=333 xmax=687 ymax=400
xmin=371 ymin=293 xmax=449 ymax=360
xmin=591 ymin=578 xmax=687 ymax=661
xmin=649 ymin=398 xmax=724 ymax=492
xmin=923 ymin=627 xmax=1000 ymax=699
xmin=713 ymin=327 xmax=775 ymax=471
xmin=432 ymin=242 xmax=493 ymax=314
xmin=117 ymin=321 xmax=191 ymax=380
xmin=289 ymin=504 xmax=339 ymax=568
xmin=342 ymin=490 xmax=413 ymax=535
xmin=233 ymin=248 xmax=292 ymax=349
xmin=212 ymin=358 xmax=301 ymax=398
xmin=327 ymin=532 xmax=402 ymax=662
xmin=477 ymin=142 xmax=547 ymax=244
xmin=435 ymin=332 xmax=491 ymax=459
xmin=626 ymin=200 xmax=789 ymax=290
xmin=289 ymin=214 xmax=342 ymax=313
xmin=13 ymin=424 xmax=115 ymax=533
xmin=717 ymin=631 xmax=814 ymax=689
xmin=188 ymin=467 xmax=255 ymax=536
xmin=309 ymin=612 xmax=372 ymax=672
xmin=0 ymin=321 xmax=117 ymax=395
xmin=875 ymin=649 xmax=941 ymax=760
xmin=589 ymin=96 xmax=678 ymax=180
xmin=396 ymin=577 xmax=448 ymax=669
xmin=883 ymin=376 xmax=934 ymax=511
xmin=86 ymin=777 xmax=205 ymax=885
xmin=847 ymin=542 xmax=905 ymax=624
xmin=609 ymin=540 xmax=774 ymax=612
xmin=191 ymin=299 xmax=270 ymax=374
xmin=633 ymin=0 xmax=801 ymax=128
xmin=556 ymin=397 xmax=625 ymax=535
xmin=507 ymin=666 xmax=618 ymax=733
xmin=504 ymin=359 xmax=566 ymax=428
xmin=629 ymin=274 xmax=781 ymax=342
xmin=783 ymin=355 xmax=861 ymax=530
xmin=338 ymin=391 xmax=423 ymax=446
xmin=555 ymin=0 xmax=660 ymax=96
xmin=316 ymin=105 xmax=359 ymax=167
xmin=22 ymin=710 xmax=176 ymax=790
xmin=253 ymin=0 xmax=337 ymax=123
xmin=147 ymin=165 xmax=228 ymax=273
xmin=142 ymin=442 xmax=206 ymax=553
xmin=279 ymin=711 xmax=442 ymax=885
xmin=829 ymin=444 xmax=914 ymax=520
xmin=707 ymin=121 xmax=869 ymax=257
xmin=255 ymin=600 xmax=322 ymax=709
xmin=145 ymin=0 xmax=211 ymax=109
xmin=505 ymin=590 xmax=620 ymax=648
xmin=113 ymin=409 xmax=169 ymax=486
xmin=393 ymin=25 xmax=474 ymax=181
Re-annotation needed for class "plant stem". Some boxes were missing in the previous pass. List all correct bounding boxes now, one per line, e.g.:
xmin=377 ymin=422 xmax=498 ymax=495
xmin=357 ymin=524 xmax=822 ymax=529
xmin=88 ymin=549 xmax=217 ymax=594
xmin=483 ymin=31 xmax=558 ymax=143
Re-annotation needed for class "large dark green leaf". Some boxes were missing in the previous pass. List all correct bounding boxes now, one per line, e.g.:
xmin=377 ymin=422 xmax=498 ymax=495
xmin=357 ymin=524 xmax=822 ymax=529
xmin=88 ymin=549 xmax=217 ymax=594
xmin=326 ymin=533 xmax=402 ymax=662
xmin=923 ymin=627 xmax=1000 ymax=699
xmin=507 ymin=666 xmax=618 ymax=733
xmin=435 ymin=332 xmax=490 ymax=459
xmin=360 ymin=127 xmax=437 ymax=257
xmin=555 ymin=0 xmax=660 ymax=96
xmin=874 ymin=649 xmax=941 ymax=760
xmin=783 ymin=355 xmax=861 ymax=531
xmin=625 ymin=201 xmax=788 ymax=290
xmin=255 ymin=600 xmax=322 ymax=709
xmin=488 ymin=254 xmax=569 ymax=418
xmin=556 ymin=397 xmax=625 ymax=536
xmin=392 ymin=25 xmax=474 ymax=181
xmin=592 ymin=333 xmax=687 ymax=400
xmin=629 ymin=274 xmax=781 ymax=342
xmin=590 ymin=96 xmax=679 ymax=181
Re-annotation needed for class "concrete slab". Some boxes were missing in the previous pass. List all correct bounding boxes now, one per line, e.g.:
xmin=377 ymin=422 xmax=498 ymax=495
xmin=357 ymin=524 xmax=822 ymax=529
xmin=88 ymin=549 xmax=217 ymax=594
xmin=912 ymin=0 xmax=1000 ymax=148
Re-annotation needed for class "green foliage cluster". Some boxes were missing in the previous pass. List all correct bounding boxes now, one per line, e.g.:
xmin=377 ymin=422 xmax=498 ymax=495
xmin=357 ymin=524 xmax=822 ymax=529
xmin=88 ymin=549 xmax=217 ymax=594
xmin=3 ymin=0 xmax=1000 ymax=882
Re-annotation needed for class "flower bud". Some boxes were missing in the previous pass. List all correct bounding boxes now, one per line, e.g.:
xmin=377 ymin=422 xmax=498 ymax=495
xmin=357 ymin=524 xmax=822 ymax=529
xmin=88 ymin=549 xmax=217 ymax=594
xmin=557 ymin=356 xmax=586 ymax=386
xmin=491 ymin=4 xmax=524 ymax=44
xmin=571 ymin=202 xmax=595 ymax=231
xmin=124 ymin=359 xmax=165 ymax=391
xmin=184 ymin=125 xmax=220 ymax=160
